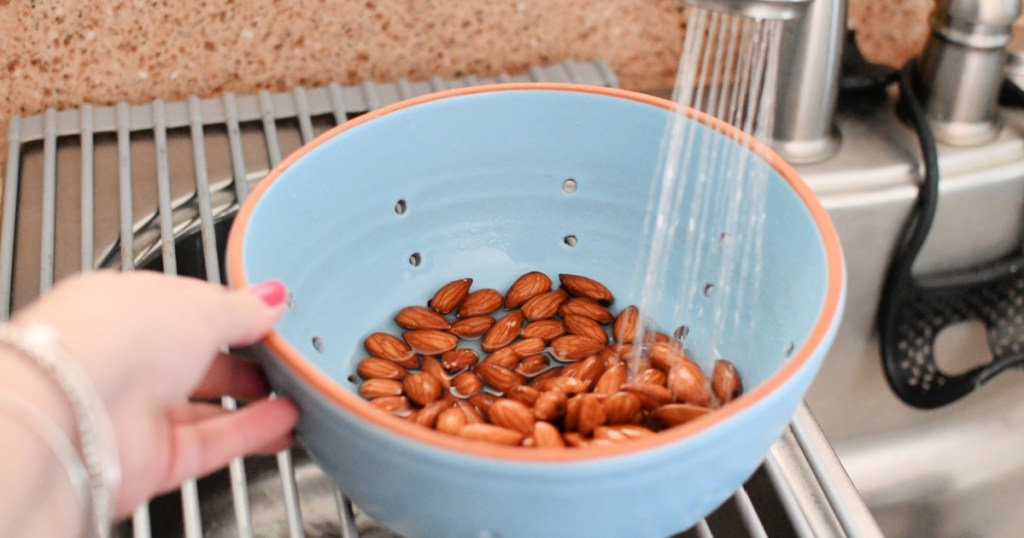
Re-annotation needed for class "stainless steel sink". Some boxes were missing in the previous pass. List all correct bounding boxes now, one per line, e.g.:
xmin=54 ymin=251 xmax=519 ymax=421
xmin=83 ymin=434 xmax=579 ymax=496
xmin=802 ymin=93 xmax=1024 ymax=537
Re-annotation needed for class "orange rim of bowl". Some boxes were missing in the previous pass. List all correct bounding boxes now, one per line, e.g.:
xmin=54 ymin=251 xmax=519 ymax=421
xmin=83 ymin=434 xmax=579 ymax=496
xmin=226 ymin=83 xmax=844 ymax=463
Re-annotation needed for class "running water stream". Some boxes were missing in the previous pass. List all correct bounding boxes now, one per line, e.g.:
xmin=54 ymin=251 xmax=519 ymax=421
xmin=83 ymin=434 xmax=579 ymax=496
xmin=632 ymin=8 xmax=784 ymax=375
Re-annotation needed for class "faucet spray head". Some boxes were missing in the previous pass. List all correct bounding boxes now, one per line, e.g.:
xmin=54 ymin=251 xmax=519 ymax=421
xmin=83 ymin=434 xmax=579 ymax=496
xmin=681 ymin=0 xmax=812 ymax=20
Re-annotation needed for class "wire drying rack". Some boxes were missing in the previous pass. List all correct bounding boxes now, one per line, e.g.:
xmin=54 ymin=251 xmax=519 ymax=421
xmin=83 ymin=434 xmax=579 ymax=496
xmin=0 ymin=59 xmax=881 ymax=537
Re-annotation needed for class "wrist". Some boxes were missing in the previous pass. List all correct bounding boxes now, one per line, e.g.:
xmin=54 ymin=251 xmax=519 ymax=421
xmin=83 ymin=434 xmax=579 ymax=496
xmin=0 ymin=322 xmax=122 ymax=538
xmin=0 ymin=391 xmax=87 ymax=537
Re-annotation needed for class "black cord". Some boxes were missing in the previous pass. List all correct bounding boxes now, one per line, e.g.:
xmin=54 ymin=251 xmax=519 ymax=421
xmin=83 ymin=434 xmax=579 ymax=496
xmin=877 ymin=62 xmax=940 ymax=333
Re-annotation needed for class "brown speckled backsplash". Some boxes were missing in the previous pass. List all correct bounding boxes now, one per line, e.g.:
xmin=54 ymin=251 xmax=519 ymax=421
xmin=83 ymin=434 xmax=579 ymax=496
xmin=0 ymin=0 xmax=971 ymax=169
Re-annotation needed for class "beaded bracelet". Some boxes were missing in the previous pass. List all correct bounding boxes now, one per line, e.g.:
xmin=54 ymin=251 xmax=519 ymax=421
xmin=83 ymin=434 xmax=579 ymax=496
xmin=0 ymin=323 xmax=121 ymax=538
xmin=0 ymin=390 xmax=89 ymax=536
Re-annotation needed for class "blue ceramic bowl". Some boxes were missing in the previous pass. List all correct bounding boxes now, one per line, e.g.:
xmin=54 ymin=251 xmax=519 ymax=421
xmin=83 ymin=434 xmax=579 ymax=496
xmin=227 ymin=84 xmax=845 ymax=538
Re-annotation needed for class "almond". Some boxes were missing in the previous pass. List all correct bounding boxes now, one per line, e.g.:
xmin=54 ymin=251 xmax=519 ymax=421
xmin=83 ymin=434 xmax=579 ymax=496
xmin=531 ymin=375 xmax=589 ymax=395
xmin=514 ymin=354 xmax=550 ymax=377
xmin=593 ymin=424 xmax=655 ymax=442
xmin=550 ymin=334 xmax=605 ymax=362
xmin=606 ymin=342 xmax=635 ymax=360
xmin=506 ymin=385 xmax=541 ymax=407
xmin=510 ymin=337 xmax=546 ymax=357
xmin=528 ymin=365 xmax=564 ymax=387
xmin=559 ymin=298 xmax=614 ymax=324
xmin=594 ymin=362 xmax=627 ymax=394
xmin=558 ymin=274 xmax=613 ymax=304
xmin=564 ymin=394 xmax=583 ymax=432
xmin=622 ymin=382 xmax=673 ymax=409
xmin=458 ymin=423 xmax=525 ymax=446
xmin=521 ymin=289 xmax=569 ymax=321
xmin=441 ymin=348 xmax=479 ymax=372
xmin=420 ymin=355 xmax=451 ymax=391
xmin=521 ymin=319 xmax=566 ymax=342
xmin=650 ymin=341 xmax=688 ymax=371
xmin=364 ymin=332 xmax=417 ymax=367
xmin=488 ymin=398 xmax=536 ymax=435
xmin=603 ymin=392 xmax=643 ymax=424
xmin=430 ymin=277 xmax=472 ymax=314
xmin=565 ymin=355 xmax=605 ymax=389
xmin=712 ymin=359 xmax=743 ymax=403
xmin=562 ymin=432 xmax=588 ymax=448
xmin=455 ymin=399 xmax=485 ymax=424
xmin=481 ymin=310 xmax=524 ymax=352
xmin=643 ymin=331 xmax=674 ymax=346
xmin=395 ymin=305 xmax=451 ymax=330
xmin=668 ymin=364 xmax=711 ymax=405
xmin=451 ymin=371 xmax=484 ymax=397
xmin=357 ymin=357 xmax=408 ymax=380
xmin=474 ymin=363 xmax=523 ymax=393
xmin=369 ymin=395 xmax=410 ymax=415
xmin=481 ymin=347 xmax=521 ymax=369
xmin=638 ymin=368 xmax=668 ymax=387
xmin=468 ymin=392 xmax=498 ymax=419
xmin=598 ymin=347 xmax=623 ymax=369
xmin=403 ymin=330 xmax=458 ymax=355
xmin=576 ymin=395 xmax=607 ymax=436
xmin=359 ymin=378 xmax=404 ymax=399
xmin=412 ymin=400 xmax=450 ymax=429
xmin=532 ymin=421 xmax=565 ymax=448
xmin=450 ymin=315 xmax=496 ymax=339
xmin=505 ymin=271 xmax=553 ymax=308
xmin=403 ymin=372 xmax=442 ymax=406
xmin=457 ymin=288 xmax=504 ymax=318
xmin=612 ymin=305 xmax=639 ymax=343
xmin=533 ymin=388 xmax=568 ymax=421
xmin=436 ymin=407 xmax=468 ymax=434
xmin=652 ymin=403 xmax=711 ymax=428
xmin=564 ymin=314 xmax=609 ymax=344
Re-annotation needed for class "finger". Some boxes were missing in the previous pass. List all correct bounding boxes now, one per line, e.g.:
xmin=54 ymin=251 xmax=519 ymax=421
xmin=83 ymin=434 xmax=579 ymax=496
xmin=166 ymin=401 xmax=230 ymax=425
xmin=191 ymin=352 xmax=270 ymax=401
xmin=185 ymin=279 xmax=288 ymax=351
xmin=159 ymin=397 xmax=298 ymax=490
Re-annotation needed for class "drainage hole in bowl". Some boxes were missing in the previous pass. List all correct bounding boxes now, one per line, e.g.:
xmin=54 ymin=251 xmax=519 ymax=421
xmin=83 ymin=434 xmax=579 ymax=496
xmin=674 ymin=324 xmax=690 ymax=340
xmin=703 ymin=283 xmax=715 ymax=297
xmin=395 ymin=199 xmax=407 ymax=215
xmin=784 ymin=341 xmax=795 ymax=358
xmin=562 ymin=178 xmax=577 ymax=193
xmin=409 ymin=252 xmax=422 ymax=266
xmin=286 ymin=292 xmax=295 ymax=309
xmin=563 ymin=235 xmax=577 ymax=247
xmin=312 ymin=336 xmax=324 ymax=353
xmin=346 ymin=374 xmax=358 ymax=385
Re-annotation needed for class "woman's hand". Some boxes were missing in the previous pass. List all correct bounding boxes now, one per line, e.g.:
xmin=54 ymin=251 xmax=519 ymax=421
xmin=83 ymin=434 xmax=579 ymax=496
xmin=9 ymin=271 xmax=298 ymax=517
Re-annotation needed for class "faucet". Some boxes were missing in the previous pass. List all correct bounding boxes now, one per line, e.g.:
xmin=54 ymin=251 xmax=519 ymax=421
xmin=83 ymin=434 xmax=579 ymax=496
xmin=682 ymin=0 xmax=1022 ymax=158
xmin=918 ymin=0 xmax=1021 ymax=146
xmin=682 ymin=0 xmax=846 ymax=163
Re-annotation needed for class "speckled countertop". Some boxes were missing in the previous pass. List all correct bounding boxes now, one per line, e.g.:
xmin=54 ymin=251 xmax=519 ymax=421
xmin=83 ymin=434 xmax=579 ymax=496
xmin=0 ymin=0 xmax=953 ymax=168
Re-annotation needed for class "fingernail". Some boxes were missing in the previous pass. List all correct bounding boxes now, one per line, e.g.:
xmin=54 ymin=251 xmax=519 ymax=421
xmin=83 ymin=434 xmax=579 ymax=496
xmin=249 ymin=280 xmax=287 ymax=307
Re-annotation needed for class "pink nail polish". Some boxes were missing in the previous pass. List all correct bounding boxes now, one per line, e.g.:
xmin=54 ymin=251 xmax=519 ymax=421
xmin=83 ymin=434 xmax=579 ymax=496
xmin=249 ymin=280 xmax=287 ymax=307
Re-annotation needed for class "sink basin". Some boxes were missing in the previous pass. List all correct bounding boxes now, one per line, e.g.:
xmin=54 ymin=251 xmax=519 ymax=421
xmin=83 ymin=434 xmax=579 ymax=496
xmin=803 ymin=94 xmax=1024 ymax=537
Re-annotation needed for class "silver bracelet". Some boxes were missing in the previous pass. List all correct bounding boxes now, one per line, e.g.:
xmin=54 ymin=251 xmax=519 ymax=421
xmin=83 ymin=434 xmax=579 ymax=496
xmin=0 ymin=323 xmax=121 ymax=538
xmin=0 ymin=390 xmax=89 ymax=537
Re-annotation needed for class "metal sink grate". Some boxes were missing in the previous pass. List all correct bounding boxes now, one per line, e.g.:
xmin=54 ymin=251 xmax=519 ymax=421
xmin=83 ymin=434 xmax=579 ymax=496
xmin=0 ymin=59 xmax=881 ymax=538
